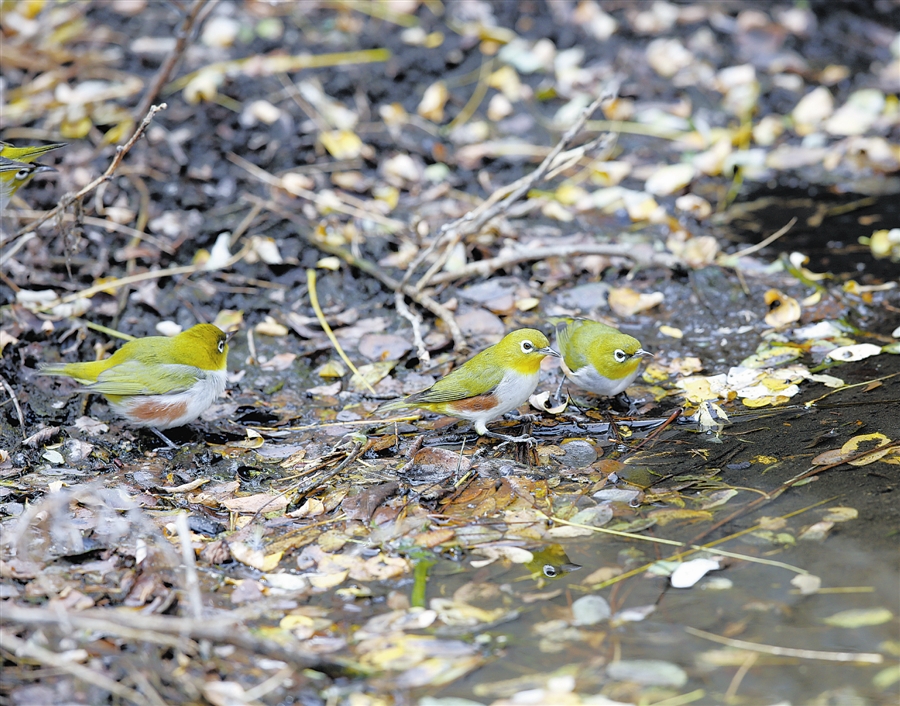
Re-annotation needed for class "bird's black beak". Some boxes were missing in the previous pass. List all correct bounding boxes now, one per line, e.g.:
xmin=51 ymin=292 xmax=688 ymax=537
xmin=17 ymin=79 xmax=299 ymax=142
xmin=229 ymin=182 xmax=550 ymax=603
xmin=540 ymin=346 xmax=561 ymax=358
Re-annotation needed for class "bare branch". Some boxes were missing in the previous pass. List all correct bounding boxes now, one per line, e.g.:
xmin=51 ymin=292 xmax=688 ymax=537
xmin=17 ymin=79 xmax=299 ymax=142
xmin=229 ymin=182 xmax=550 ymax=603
xmin=134 ymin=0 xmax=214 ymax=120
xmin=15 ymin=104 xmax=168 ymax=238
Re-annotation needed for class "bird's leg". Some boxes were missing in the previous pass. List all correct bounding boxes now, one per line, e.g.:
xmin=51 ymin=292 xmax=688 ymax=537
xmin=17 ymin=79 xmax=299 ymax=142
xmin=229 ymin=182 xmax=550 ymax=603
xmin=149 ymin=427 xmax=179 ymax=449
xmin=612 ymin=392 xmax=637 ymax=415
xmin=553 ymin=375 xmax=566 ymax=405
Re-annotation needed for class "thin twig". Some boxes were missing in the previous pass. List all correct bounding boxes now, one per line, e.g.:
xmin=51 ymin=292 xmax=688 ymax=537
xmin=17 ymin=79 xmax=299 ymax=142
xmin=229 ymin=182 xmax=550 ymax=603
xmin=30 ymin=240 xmax=251 ymax=313
xmin=307 ymin=268 xmax=377 ymax=395
xmin=395 ymin=291 xmax=430 ymax=365
xmin=726 ymin=217 xmax=797 ymax=260
xmin=685 ymin=626 xmax=883 ymax=664
xmin=579 ymin=497 xmax=836 ymax=593
xmin=16 ymin=104 xmax=168 ymax=238
xmin=0 ymin=232 xmax=35 ymax=266
xmin=293 ymin=440 xmax=367 ymax=498
xmin=134 ymin=0 xmax=214 ymax=119
xmin=724 ymin=652 xmax=758 ymax=701
xmin=174 ymin=513 xmax=203 ymax=621
xmin=427 ymin=241 xmax=683 ymax=286
xmin=0 ymin=605 xmax=325 ymax=668
xmin=1 ymin=214 xmax=175 ymax=255
xmin=406 ymin=78 xmax=622 ymax=295
xmin=0 ymin=374 xmax=26 ymax=440
xmin=0 ymin=629 xmax=152 ymax=706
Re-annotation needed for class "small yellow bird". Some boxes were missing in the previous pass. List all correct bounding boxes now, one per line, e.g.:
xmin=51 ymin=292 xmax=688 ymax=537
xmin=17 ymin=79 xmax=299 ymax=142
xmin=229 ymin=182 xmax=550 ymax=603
xmin=382 ymin=328 xmax=559 ymax=443
xmin=554 ymin=317 xmax=651 ymax=406
xmin=40 ymin=324 xmax=231 ymax=444
xmin=0 ymin=156 xmax=56 ymax=213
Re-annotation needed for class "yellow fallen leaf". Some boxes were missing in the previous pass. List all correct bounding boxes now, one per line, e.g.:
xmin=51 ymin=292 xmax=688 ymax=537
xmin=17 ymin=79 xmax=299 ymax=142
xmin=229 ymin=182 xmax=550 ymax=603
xmin=822 ymin=506 xmax=858 ymax=522
xmin=764 ymin=289 xmax=801 ymax=328
xmin=418 ymin=80 xmax=448 ymax=122
xmin=841 ymin=432 xmax=891 ymax=467
xmin=647 ymin=508 xmax=713 ymax=525
xmin=254 ymin=316 xmax=288 ymax=336
xmin=308 ymin=570 xmax=350 ymax=589
xmin=316 ymin=256 xmax=342 ymax=270
xmin=608 ymin=287 xmax=664 ymax=316
xmin=230 ymin=543 xmax=283 ymax=572
xmin=659 ymin=325 xmax=683 ymax=339
xmin=319 ymin=129 xmax=363 ymax=159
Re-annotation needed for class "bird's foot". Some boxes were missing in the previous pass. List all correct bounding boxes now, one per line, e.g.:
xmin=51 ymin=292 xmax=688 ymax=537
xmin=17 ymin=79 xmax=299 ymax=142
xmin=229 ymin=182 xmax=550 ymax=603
xmin=502 ymin=412 xmax=541 ymax=424
xmin=486 ymin=431 xmax=539 ymax=449
xmin=612 ymin=392 xmax=638 ymax=415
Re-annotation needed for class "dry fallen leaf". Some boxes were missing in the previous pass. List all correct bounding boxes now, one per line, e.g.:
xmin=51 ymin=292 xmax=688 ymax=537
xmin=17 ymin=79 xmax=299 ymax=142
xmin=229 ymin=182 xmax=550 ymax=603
xmin=608 ymin=287 xmax=664 ymax=317
xmin=764 ymin=289 xmax=801 ymax=328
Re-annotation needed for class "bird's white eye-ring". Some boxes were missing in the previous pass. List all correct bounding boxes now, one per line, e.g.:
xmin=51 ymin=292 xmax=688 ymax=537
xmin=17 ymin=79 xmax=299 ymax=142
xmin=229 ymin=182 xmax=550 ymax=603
xmin=543 ymin=564 xmax=558 ymax=578
xmin=520 ymin=340 xmax=534 ymax=353
xmin=613 ymin=349 xmax=628 ymax=363
xmin=15 ymin=169 xmax=31 ymax=181
xmin=218 ymin=340 xmax=225 ymax=353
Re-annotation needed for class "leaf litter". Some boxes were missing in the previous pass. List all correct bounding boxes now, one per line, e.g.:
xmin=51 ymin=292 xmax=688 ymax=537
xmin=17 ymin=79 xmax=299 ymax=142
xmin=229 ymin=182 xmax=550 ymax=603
xmin=2 ymin=2 xmax=900 ymax=705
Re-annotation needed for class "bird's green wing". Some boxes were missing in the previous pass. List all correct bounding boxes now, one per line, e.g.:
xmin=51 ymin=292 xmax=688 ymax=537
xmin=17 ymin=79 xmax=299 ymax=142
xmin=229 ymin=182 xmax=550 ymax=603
xmin=556 ymin=320 xmax=588 ymax=372
xmin=85 ymin=362 xmax=198 ymax=396
xmin=405 ymin=348 xmax=506 ymax=404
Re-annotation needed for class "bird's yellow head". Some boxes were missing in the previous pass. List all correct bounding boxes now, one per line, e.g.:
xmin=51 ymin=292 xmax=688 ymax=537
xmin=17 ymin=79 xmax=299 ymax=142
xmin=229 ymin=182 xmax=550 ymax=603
xmin=0 ymin=158 xmax=55 ymax=197
xmin=586 ymin=331 xmax=650 ymax=381
xmin=492 ymin=328 xmax=559 ymax=375
xmin=169 ymin=324 xmax=231 ymax=371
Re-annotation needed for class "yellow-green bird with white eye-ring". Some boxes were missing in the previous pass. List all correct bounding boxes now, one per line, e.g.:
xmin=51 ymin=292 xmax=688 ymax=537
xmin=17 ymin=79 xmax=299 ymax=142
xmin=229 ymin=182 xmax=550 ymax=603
xmin=0 ymin=142 xmax=64 ymax=212
xmin=381 ymin=328 xmax=559 ymax=444
xmin=0 ymin=156 xmax=56 ymax=213
xmin=40 ymin=324 xmax=232 ymax=447
xmin=552 ymin=317 xmax=652 ymax=409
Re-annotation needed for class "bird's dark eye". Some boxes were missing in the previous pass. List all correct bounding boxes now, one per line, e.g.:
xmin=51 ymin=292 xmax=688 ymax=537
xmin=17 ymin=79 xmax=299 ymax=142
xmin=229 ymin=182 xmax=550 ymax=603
xmin=218 ymin=340 xmax=225 ymax=353
xmin=614 ymin=349 xmax=627 ymax=363
xmin=543 ymin=565 xmax=557 ymax=577
xmin=15 ymin=169 xmax=30 ymax=180
xmin=521 ymin=341 xmax=534 ymax=353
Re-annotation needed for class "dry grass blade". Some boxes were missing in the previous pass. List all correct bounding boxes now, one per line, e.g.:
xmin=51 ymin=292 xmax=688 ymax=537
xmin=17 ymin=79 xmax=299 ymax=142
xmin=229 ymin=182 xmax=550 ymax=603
xmin=685 ymin=626 xmax=884 ymax=664
xmin=228 ymin=152 xmax=405 ymax=232
xmin=541 ymin=510 xmax=808 ymax=575
xmin=307 ymin=267 xmax=376 ymax=395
